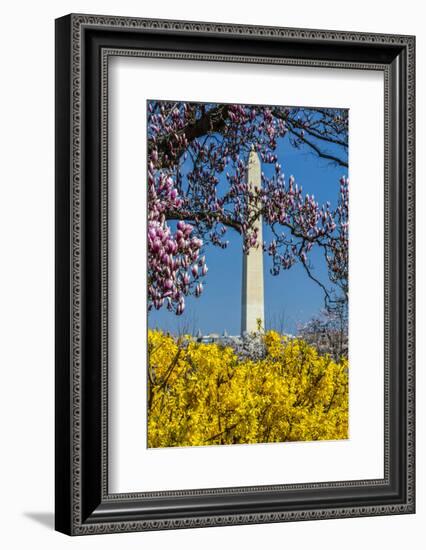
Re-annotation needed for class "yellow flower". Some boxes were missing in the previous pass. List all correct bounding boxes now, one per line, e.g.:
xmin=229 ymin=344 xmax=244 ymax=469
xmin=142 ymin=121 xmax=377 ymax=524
xmin=147 ymin=330 xmax=348 ymax=448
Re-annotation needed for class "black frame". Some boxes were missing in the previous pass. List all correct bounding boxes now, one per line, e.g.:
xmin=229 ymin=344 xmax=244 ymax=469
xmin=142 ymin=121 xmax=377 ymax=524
xmin=55 ymin=14 xmax=415 ymax=535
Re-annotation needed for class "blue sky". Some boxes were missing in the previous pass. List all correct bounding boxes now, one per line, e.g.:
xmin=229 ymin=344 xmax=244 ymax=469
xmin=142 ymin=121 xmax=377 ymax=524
xmin=148 ymin=122 xmax=348 ymax=336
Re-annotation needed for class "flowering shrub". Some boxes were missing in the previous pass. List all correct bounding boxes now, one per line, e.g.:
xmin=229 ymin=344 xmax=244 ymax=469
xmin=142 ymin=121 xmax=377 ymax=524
xmin=147 ymin=329 xmax=348 ymax=448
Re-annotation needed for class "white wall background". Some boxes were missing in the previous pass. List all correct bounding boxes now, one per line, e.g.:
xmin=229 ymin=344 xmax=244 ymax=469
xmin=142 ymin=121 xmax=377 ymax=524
xmin=0 ymin=0 xmax=423 ymax=548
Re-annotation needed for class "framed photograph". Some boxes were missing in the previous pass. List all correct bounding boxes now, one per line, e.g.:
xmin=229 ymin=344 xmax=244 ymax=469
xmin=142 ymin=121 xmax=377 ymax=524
xmin=55 ymin=14 xmax=415 ymax=535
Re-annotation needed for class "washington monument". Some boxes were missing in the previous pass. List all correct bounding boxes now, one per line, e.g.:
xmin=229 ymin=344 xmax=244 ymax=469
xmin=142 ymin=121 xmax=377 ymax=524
xmin=241 ymin=147 xmax=264 ymax=334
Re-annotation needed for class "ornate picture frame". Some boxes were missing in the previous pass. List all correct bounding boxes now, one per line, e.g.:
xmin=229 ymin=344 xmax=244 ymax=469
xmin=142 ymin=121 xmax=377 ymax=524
xmin=55 ymin=13 xmax=415 ymax=535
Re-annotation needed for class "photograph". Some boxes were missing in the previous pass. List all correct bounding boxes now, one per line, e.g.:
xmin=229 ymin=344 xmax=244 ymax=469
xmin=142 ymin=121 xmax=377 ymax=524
xmin=52 ymin=11 xmax=415 ymax=537
xmin=147 ymin=100 xmax=349 ymax=448
xmin=0 ymin=0 xmax=420 ymax=545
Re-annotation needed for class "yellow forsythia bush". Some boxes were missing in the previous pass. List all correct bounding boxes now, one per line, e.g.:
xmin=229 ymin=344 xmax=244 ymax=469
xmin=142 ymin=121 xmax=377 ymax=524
xmin=147 ymin=329 xmax=348 ymax=448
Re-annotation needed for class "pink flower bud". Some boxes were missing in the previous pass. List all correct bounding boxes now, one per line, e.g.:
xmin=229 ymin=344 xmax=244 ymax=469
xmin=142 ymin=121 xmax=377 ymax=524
xmin=152 ymin=239 xmax=161 ymax=253
xmin=164 ymin=278 xmax=173 ymax=290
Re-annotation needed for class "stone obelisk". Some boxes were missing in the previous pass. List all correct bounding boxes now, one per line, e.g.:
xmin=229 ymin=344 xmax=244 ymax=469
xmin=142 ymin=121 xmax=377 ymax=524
xmin=241 ymin=147 xmax=264 ymax=334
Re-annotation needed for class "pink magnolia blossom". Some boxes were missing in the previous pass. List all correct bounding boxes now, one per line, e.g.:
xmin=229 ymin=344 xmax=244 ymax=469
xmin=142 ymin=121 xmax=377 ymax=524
xmin=148 ymin=101 xmax=348 ymax=314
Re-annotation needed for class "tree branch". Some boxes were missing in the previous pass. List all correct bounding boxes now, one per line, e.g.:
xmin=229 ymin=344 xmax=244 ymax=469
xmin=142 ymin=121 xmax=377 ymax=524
xmin=272 ymin=108 xmax=348 ymax=149
xmin=150 ymin=104 xmax=230 ymax=167
xmin=286 ymin=122 xmax=348 ymax=168
xmin=165 ymin=209 xmax=243 ymax=234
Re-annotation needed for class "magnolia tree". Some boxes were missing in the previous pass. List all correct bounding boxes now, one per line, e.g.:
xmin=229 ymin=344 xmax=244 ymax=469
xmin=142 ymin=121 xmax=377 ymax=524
xmin=297 ymin=304 xmax=349 ymax=360
xmin=147 ymin=102 xmax=348 ymax=315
